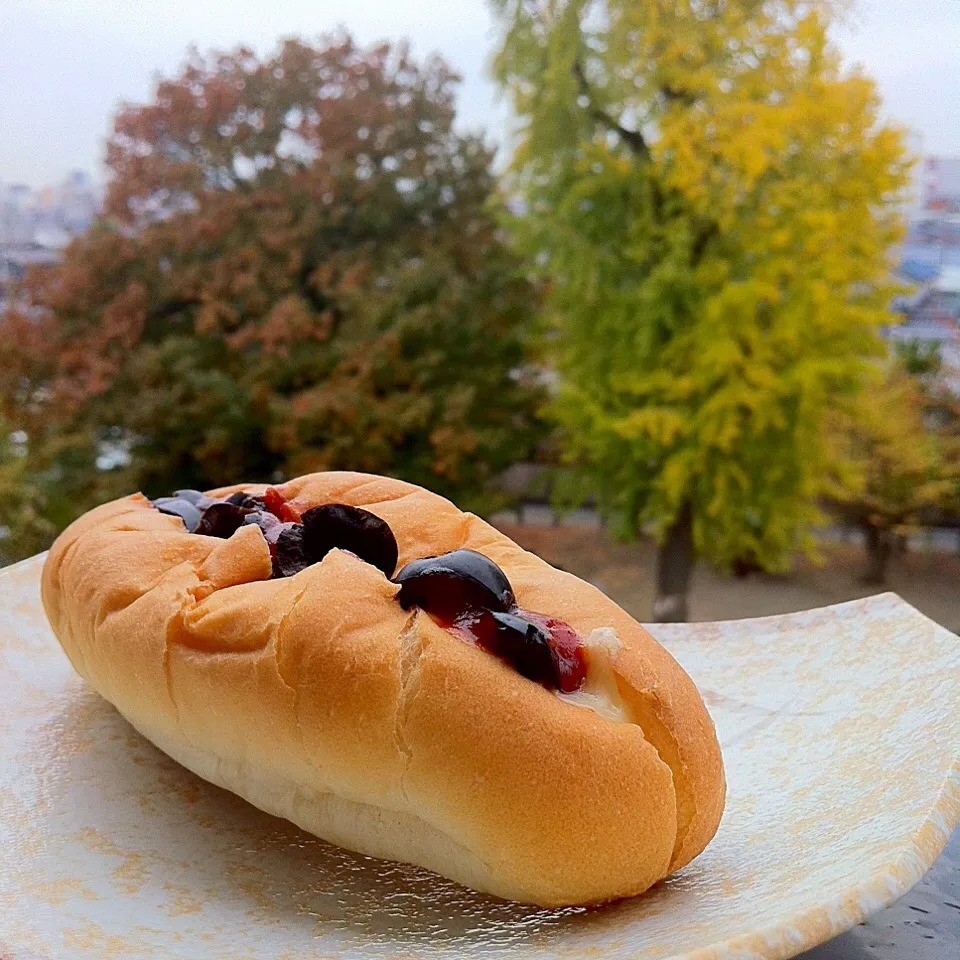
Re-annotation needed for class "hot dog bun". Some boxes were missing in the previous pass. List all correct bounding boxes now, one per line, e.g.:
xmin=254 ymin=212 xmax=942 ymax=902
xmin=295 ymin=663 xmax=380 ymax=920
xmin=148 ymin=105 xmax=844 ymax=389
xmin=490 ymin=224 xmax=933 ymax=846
xmin=40 ymin=471 xmax=724 ymax=906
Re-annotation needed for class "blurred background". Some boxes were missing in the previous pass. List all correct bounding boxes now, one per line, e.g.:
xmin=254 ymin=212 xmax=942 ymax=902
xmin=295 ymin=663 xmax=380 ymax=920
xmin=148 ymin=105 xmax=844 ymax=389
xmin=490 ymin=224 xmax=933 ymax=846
xmin=1 ymin=0 xmax=959 ymax=630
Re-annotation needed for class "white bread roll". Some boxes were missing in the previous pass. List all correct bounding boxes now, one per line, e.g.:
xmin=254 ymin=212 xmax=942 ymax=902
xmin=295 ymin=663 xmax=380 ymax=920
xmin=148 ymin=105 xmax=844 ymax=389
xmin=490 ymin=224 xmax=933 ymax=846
xmin=40 ymin=471 xmax=724 ymax=906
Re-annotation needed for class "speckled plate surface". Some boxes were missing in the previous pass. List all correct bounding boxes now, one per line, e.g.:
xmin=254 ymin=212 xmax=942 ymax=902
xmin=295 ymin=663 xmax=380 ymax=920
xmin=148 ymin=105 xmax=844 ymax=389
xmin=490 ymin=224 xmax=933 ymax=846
xmin=1 ymin=554 xmax=958 ymax=960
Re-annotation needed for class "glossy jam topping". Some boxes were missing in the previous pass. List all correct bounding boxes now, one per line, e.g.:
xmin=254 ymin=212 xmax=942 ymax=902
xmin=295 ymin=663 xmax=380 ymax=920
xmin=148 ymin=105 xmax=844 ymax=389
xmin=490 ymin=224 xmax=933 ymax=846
xmin=151 ymin=489 xmax=586 ymax=691
xmin=394 ymin=549 xmax=515 ymax=618
xmin=301 ymin=504 xmax=398 ymax=578
xmin=149 ymin=487 xmax=393 ymax=579
xmin=394 ymin=550 xmax=586 ymax=692
xmin=512 ymin=609 xmax=587 ymax=693
xmin=262 ymin=486 xmax=301 ymax=522
xmin=195 ymin=501 xmax=254 ymax=538
xmin=153 ymin=496 xmax=203 ymax=532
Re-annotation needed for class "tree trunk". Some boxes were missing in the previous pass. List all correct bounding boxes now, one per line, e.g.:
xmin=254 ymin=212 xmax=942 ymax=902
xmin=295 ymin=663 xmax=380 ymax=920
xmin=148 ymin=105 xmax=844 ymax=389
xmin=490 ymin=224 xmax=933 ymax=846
xmin=863 ymin=524 xmax=892 ymax=586
xmin=732 ymin=554 xmax=764 ymax=578
xmin=653 ymin=501 xmax=694 ymax=622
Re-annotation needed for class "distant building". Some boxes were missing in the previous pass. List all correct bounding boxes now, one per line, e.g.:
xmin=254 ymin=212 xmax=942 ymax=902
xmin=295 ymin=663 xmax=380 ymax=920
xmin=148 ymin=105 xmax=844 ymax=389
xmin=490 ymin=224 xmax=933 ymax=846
xmin=888 ymin=267 xmax=960 ymax=392
xmin=922 ymin=157 xmax=960 ymax=214
xmin=0 ymin=171 xmax=101 ymax=311
xmin=884 ymin=156 xmax=960 ymax=391
xmin=0 ymin=242 xmax=61 ymax=314
xmin=898 ymin=156 xmax=960 ymax=275
xmin=0 ymin=170 xmax=101 ymax=249
xmin=0 ymin=184 xmax=35 ymax=245
xmin=56 ymin=169 xmax=100 ymax=236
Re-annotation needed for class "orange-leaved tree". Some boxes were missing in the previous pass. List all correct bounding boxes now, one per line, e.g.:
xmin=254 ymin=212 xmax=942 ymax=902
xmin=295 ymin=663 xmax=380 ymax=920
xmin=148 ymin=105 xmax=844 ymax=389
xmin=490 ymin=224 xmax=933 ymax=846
xmin=0 ymin=35 xmax=543 ymax=561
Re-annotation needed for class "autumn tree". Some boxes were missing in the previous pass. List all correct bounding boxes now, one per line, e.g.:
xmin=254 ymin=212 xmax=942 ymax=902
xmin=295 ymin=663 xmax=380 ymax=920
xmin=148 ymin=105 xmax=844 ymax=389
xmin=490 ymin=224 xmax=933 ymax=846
xmin=0 ymin=420 xmax=51 ymax=563
xmin=0 ymin=35 xmax=543 ymax=561
xmin=0 ymin=308 xmax=118 ymax=562
xmin=826 ymin=357 xmax=960 ymax=584
xmin=491 ymin=0 xmax=910 ymax=619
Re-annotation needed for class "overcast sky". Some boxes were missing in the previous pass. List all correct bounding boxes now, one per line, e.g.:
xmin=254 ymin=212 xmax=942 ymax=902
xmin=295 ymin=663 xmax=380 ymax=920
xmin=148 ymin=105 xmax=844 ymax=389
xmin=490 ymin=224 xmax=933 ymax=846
xmin=1 ymin=0 xmax=957 ymax=188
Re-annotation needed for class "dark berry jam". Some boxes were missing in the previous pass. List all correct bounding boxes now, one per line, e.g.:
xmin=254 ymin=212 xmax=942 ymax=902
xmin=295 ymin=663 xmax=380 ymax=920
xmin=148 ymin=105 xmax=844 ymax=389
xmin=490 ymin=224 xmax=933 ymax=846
xmin=395 ymin=549 xmax=514 ymax=619
xmin=301 ymin=504 xmax=398 ymax=577
xmin=151 ymin=487 xmax=587 ymax=691
xmin=394 ymin=551 xmax=586 ymax=692
xmin=195 ymin=501 xmax=254 ymax=538
xmin=149 ymin=486 xmax=395 ymax=579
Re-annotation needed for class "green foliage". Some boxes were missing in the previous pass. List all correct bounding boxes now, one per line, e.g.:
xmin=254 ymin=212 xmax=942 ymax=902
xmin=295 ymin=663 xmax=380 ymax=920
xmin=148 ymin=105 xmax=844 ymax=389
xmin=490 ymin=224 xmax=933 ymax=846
xmin=0 ymin=423 xmax=54 ymax=563
xmin=824 ymin=356 xmax=960 ymax=557
xmin=491 ymin=0 xmax=911 ymax=571
xmin=0 ymin=35 xmax=544 ymax=562
xmin=0 ymin=419 xmax=113 ymax=564
xmin=893 ymin=339 xmax=942 ymax=381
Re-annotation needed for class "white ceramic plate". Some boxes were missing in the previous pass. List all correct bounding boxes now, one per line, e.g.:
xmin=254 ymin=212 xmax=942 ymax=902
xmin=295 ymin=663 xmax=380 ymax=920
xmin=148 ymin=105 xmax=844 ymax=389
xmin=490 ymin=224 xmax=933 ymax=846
xmin=1 ymin=553 xmax=958 ymax=960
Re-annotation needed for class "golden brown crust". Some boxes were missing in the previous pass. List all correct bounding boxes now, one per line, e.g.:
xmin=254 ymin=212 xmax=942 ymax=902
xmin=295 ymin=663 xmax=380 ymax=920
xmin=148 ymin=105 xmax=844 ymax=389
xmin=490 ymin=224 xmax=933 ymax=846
xmin=461 ymin=514 xmax=726 ymax=871
xmin=41 ymin=471 xmax=724 ymax=906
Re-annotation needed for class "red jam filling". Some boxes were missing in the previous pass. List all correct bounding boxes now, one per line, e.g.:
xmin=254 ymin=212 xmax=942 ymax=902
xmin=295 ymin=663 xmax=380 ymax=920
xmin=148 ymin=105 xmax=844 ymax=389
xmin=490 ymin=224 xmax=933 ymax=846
xmin=515 ymin=610 xmax=587 ymax=693
xmin=393 ymin=549 xmax=588 ymax=692
xmin=437 ymin=607 xmax=586 ymax=692
xmin=262 ymin=487 xmax=302 ymax=522
xmin=402 ymin=591 xmax=587 ymax=693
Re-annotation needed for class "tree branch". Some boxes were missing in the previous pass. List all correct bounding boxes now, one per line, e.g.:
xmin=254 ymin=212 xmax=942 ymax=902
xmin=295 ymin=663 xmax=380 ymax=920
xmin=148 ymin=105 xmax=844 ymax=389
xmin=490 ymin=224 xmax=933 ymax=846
xmin=661 ymin=84 xmax=696 ymax=107
xmin=147 ymin=298 xmax=201 ymax=323
xmin=297 ymin=261 xmax=343 ymax=335
xmin=691 ymin=220 xmax=719 ymax=264
xmin=572 ymin=59 xmax=651 ymax=162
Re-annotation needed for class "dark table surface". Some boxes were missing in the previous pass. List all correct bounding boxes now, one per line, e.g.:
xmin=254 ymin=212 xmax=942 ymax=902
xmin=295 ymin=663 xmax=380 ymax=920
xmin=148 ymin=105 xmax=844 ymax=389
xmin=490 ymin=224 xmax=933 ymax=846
xmin=795 ymin=826 xmax=958 ymax=959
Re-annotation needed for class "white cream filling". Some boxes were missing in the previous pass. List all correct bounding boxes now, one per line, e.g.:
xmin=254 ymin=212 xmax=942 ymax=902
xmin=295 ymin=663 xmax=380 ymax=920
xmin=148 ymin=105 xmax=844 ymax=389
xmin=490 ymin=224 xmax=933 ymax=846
xmin=555 ymin=627 xmax=630 ymax=723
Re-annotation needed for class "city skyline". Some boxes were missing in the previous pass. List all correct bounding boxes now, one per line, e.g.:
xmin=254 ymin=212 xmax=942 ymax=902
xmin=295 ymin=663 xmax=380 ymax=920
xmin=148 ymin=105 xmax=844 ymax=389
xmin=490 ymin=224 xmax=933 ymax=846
xmin=2 ymin=0 xmax=959 ymax=189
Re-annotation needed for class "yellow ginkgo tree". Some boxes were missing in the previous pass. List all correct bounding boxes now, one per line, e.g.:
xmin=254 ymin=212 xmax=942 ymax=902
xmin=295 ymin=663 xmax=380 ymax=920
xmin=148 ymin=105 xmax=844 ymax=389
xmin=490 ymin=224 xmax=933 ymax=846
xmin=826 ymin=360 xmax=960 ymax=585
xmin=491 ymin=0 xmax=911 ymax=619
